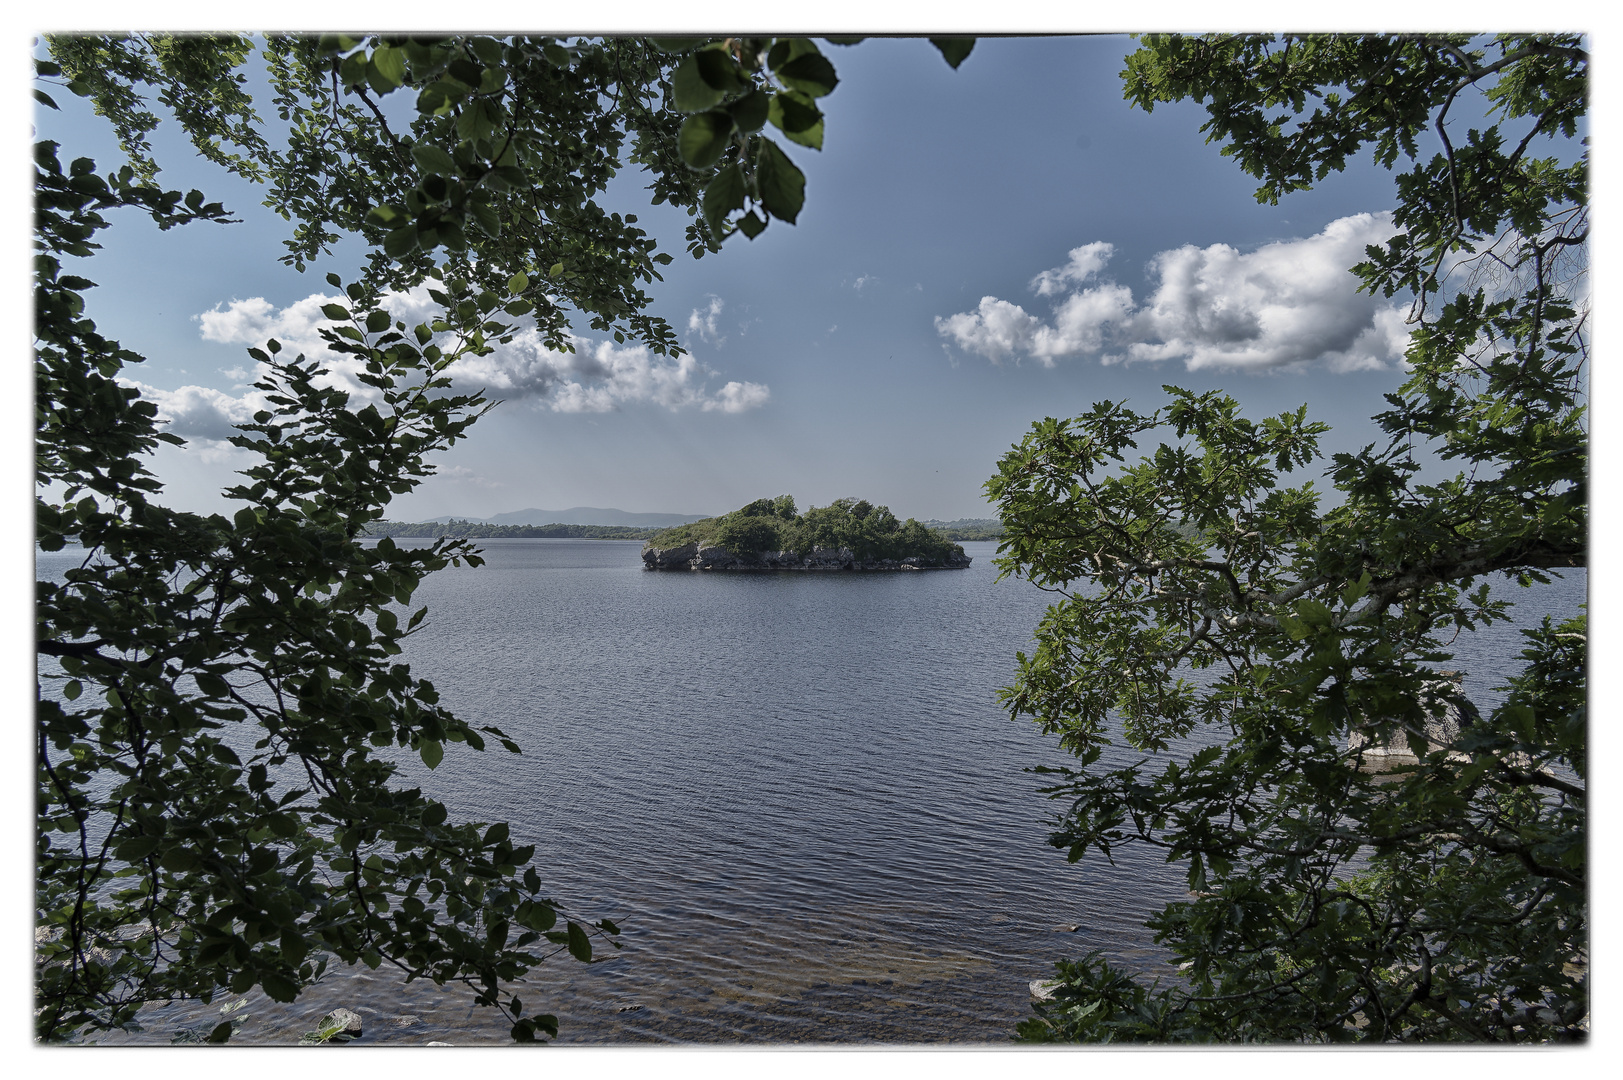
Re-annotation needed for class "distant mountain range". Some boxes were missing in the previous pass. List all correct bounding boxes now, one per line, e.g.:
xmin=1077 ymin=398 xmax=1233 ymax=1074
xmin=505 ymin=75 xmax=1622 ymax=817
xmin=424 ymin=507 xmax=713 ymax=528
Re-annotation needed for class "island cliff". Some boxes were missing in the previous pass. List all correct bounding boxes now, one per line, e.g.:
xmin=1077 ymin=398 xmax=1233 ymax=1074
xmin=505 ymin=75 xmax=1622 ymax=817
xmin=641 ymin=496 xmax=971 ymax=572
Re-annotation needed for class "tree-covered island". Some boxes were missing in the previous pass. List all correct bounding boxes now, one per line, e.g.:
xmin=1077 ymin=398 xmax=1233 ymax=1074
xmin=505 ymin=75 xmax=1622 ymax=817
xmin=643 ymin=496 xmax=970 ymax=571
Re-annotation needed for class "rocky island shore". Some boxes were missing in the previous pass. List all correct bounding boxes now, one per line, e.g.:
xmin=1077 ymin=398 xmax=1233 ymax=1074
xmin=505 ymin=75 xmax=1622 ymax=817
xmin=641 ymin=495 xmax=971 ymax=572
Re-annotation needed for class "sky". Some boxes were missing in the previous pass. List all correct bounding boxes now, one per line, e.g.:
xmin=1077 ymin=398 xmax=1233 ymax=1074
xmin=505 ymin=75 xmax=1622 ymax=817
xmin=25 ymin=30 xmax=1523 ymax=525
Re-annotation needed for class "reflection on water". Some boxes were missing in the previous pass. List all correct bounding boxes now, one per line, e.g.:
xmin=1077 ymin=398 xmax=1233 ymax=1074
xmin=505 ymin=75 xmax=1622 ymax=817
xmin=45 ymin=540 xmax=1580 ymax=1045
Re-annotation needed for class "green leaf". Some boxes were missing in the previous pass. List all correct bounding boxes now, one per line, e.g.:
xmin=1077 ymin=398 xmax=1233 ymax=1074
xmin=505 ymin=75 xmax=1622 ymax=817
xmin=775 ymin=52 xmax=839 ymax=98
xmin=419 ymin=740 xmax=444 ymax=769
xmin=755 ymin=138 xmax=806 ymax=224
xmin=929 ymin=38 xmax=976 ymax=69
xmin=366 ymin=310 xmax=393 ymax=333
xmin=565 ymin=920 xmax=592 ymax=963
xmin=542 ymin=44 xmax=571 ymax=67
xmin=384 ymin=226 xmax=418 ymax=258
xmin=482 ymin=165 xmax=527 ymax=190
xmin=1342 ymin=571 xmax=1372 ymax=606
xmin=702 ymin=163 xmax=747 ymax=235
xmin=161 ymin=847 xmax=200 ymax=873
xmin=467 ymin=200 xmax=501 ymax=237
xmin=320 ymin=304 xmax=352 ymax=322
xmin=261 ymin=971 xmax=300 ymax=1003
xmin=410 ymin=142 xmax=459 ymax=177
xmin=678 ymin=111 xmax=734 ymax=170
xmin=727 ymin=89 xmax=770 ymax=134
xmin=114 ymin=834 xmax=161 ymax=862
xmin=672 ymin=54 xmax=726 ymax=113
xmin=518 ymin=900 xmax=557 ymax=932
xmin=737 ymin=211 xmax=767 ymax=239
xmin=693 ymin=47 xmax=745 ymax=92
xmin=339 ymin=51 xmax=368 ymax=87
xmin=195 ymin=671 xmax=230 ymax=696
xmin=484 ymin=821 xmax=509 ymax=846
xmin=507 ymin=271 xmax=529 ymax=295
xmin=446 ymin=58 xmax=485 ymax=90
xmin=768 ymin=91 xmax=824 ymax=149
xmin=34 ymin=88 xmax=59 ymax=110
xmin=371 ymin=45 xmax=406 ymax=87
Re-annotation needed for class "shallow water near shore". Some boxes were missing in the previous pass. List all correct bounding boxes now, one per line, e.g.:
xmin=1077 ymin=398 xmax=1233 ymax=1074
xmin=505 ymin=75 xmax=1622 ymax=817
xmin=42 ymin=538 xmax=1583 ymax=1045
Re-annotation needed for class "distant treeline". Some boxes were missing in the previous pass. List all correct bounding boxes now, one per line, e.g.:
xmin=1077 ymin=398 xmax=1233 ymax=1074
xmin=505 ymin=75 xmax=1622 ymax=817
xmin=920 ymin=518 xmax=1005 ymax=541
xmin=365 ymin=520 xmax=659 ymax=540
xmin=367 ymin=516 xmax=1011 ymax=543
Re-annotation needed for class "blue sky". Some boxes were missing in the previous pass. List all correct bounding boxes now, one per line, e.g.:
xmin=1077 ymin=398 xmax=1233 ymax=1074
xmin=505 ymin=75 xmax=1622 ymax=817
xmin=26 ymin=28 xmax=1572 ymax=523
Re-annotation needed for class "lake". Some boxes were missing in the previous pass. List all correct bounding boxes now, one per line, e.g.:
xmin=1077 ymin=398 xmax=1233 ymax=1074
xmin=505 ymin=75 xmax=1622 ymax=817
xmin=39 ymin=538 xmax=1584 ymax=1045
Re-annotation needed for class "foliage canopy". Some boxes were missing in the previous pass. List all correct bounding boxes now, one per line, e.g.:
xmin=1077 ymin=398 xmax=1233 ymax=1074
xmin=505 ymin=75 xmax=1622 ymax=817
xmin=1000 ymin=33 xmax=1586 ymax=1043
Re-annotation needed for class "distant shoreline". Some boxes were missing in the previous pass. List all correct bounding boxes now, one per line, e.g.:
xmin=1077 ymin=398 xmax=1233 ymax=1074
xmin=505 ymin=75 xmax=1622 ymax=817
xmin=364 ymin=520 xmax=660 ymax=540
xmin=365 ymin=519 xmax=1005 ymax=542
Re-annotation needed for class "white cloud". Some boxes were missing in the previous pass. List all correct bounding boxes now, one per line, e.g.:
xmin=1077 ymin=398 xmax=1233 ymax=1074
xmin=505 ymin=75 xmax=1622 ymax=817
xmin=937 ymin=213 xmax=1413 ymax=373
xmin=436 ymin=464 xmax=502 ymax=489
xmin=190 ymin=287 xmax=769 ymax=422
xmin=461 ymin=334 xmax=757 ymax=414
xmin=704 ymin=381 xmax=770 ymax=413
xmin=116 ymin=379 xmax=269 ymax=461
xmin=688 ymin=296 xmax=725 ymax=344
xmin=196 ymin=288 xmax=437 ymax=402
xmin=934 ymin=297 xmax=1044 ymax=364
xmin=851 ymin=274 xmax=876 ymax=291
xmin=1029 ymin=241 xmax=1114 ymax=297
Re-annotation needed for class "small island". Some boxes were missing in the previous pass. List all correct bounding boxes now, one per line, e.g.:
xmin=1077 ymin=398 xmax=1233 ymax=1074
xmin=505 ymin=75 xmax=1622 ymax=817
xmin=643 ymin=496 xmax=971 ymax=572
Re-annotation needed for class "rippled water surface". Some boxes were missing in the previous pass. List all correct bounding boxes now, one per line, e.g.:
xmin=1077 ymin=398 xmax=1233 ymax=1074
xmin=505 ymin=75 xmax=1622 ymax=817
xmin=42 ymin=539 xmax=1584 ymax=1045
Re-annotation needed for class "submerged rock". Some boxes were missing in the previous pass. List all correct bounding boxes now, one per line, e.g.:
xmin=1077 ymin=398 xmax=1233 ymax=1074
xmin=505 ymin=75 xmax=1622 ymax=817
xmin=320 ymin=1008 xmax=364 ymax=1037
xmin=1347 ymin=670 xmax=1482 ymax=767
xmin=1030 ymin=979 xmax=1060 ymax=1002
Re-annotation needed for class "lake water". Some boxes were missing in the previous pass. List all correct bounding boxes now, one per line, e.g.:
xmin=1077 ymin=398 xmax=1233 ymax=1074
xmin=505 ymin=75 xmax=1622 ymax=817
xmin=39 ymin=539 xmax=1584 ymax=1045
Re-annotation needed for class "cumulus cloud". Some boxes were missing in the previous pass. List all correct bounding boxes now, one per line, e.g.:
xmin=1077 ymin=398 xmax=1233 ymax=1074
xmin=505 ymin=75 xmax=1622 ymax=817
xmin=1029 ymin=241 xmax=1115 ymax=297
xmin=462 ymin=334 xmax=757 ymax=414
xmin=936 ymin=213 xmax=1413 ymax=373
xmin=705 ymin=380 xmax=771 ymax=413
xmin=688 ymin=296 xmax=725 ymax=344
xmin=190 ymin=287 xmax=769 ymax=421
xmin=197 ymin=287 xmax=442 ymax=401
xmin=115 ymin=379 xmax=269 ymax=461
xmin=934 ymin=298 xmax=1043 ymax=364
